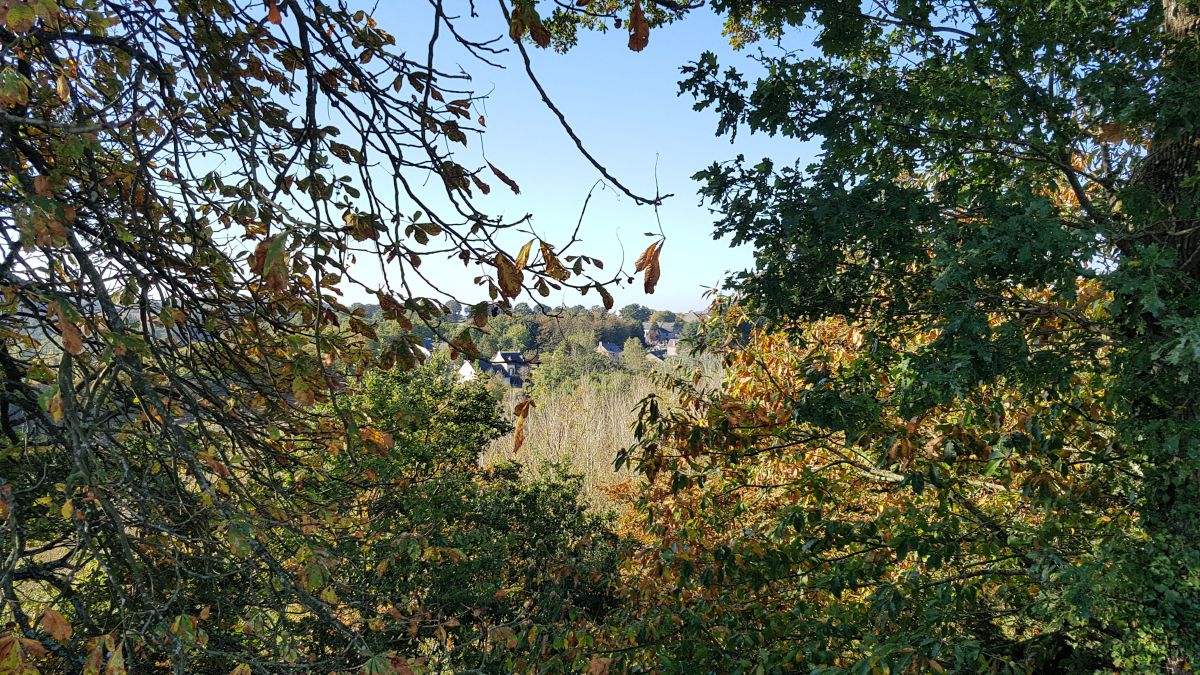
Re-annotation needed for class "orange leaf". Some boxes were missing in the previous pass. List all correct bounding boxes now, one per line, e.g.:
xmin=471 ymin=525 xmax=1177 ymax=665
xmin=266 ymin=0 xmax=282 ymax=24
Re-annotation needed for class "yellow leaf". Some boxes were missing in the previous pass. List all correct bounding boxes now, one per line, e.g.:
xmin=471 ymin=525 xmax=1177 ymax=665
xmin=56 ymin=74 xmax=69 ymax=103
xmin=515 ymin=239 xmax=535 ymax=272
xmin=230 ymin=665 xmax=252 ymax=675
xmin=60 ymin=500 xmax=73 ymax=520
xmin=48 ymin=392 xmax=63 ymax=422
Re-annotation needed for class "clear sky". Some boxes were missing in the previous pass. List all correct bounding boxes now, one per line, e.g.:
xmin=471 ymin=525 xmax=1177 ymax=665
xmin=352 ymin=2 xmax=815 ymax=312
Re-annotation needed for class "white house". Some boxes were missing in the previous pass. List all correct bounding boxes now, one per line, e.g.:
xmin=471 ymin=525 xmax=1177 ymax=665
xmin=457 ymin=350 xmax=531 ymax=388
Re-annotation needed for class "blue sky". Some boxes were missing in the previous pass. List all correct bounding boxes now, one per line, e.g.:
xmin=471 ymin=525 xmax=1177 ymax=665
xmin=354 ymin=3 xmax=815 ymax=312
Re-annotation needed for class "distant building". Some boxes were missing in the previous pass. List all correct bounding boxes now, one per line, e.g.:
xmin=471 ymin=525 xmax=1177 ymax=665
xmin=595 ymin=341 xmax=623 ymax=360
xmin=645 ymin=351 xmax=665 ymax=364
xmin=681 ymin=311 xmax=706 ymax=323
xmin=642 ymin=321 xmax=679 ymax=348
xmin=457 ymin=350 xmax=531 ymax=388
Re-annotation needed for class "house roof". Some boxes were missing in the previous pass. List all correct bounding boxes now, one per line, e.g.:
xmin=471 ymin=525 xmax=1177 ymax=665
xmin=492 ymin=351 xmax=526 ymax=364
xmin=596 ymin=341 xmax=622 ymax=353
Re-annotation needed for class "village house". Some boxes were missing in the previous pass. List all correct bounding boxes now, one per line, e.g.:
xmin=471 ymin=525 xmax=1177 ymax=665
xmin=595 ymin=340 xmax=622 ymax=360
xmin=457 ymin=350 xmax=532 ymax=388
xmin=642 ymin=321 xmax=679 ymax=347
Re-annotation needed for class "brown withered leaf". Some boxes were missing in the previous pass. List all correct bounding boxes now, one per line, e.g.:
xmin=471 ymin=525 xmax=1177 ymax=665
xmin=512 ymin=398 xmax=535 ymax=453
xmin=597 ymin=284 xmax=614 ymax=310
xmin=250 ymin=235 xmax=288 ymax=293
xmin=42 ymin=607 xmax=72 ymax=642
xmin=495 ymin=253 xmax=523 ymax=298
xmin=541 ymin=243 xmax=571 ymax=281
xmin=628 ymin=0 xmax=649 ymax=52
xmin=642 ymin=241 xmax=663 ymax=294
xmin=634 ymin=241 xmax=657 ymax=273
xmin=60 ymin=318 xmax=84 ymax=355
xmin=529 ymin=21 xmax=551 ymax=48
xmin=266 ymin=0 xmax=282 ymax=24
xmin=489 ymin=163 xmax=520 ymax=194
xmin=1097 ymin=123 xmax=1129 ymax=144
xmin=508 ymin=13 xmax=526 ymax=41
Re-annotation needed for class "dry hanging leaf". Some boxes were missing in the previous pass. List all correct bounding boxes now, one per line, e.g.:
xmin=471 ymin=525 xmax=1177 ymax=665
xmin=495 ymin=253 xmax=523 ymax=298
xmin=515 ymin=239 xmax=535 ymax=272
xmin=1096 ymin=123 xmax=1128 ymax=144
xmin=489 ymin=163 xmax=520 ymax=194
xmin=643 ymin=241 xmax=663 ymax=294
xmin=628 ymin=0 xmax=649 ymax=52
xmin=597 ymin=284 xmax=614 ymax=310
xmin=634 ymin=241 xmax=657 ymax=272
xmin=529 ymin=21 xmax=551 ymax=48
xmin=266 ymin=0 xmax=282 ymax=24
xmin=512 ymin=398 xmax=535 ymax=453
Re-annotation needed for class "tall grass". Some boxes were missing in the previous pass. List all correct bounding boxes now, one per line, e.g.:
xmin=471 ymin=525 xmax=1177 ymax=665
xmin=482 ymin=374 xmax=654 ymax=507
xmin=481 ymin=354 xmax=726 ymax=508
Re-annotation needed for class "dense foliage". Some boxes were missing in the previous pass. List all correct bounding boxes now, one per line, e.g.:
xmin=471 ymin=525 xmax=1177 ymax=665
xmin=606 ymin=0 xmax=1200 ymax=670
xmin=4 ymin=0 xmax=1199 ymax=672
xmin=0 ymin=0 xmax=651 ymax=671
